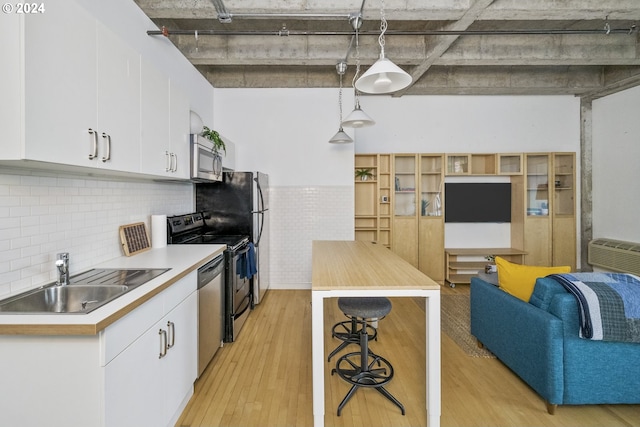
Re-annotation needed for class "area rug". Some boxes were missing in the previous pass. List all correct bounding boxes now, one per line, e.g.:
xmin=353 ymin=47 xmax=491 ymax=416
xmin=441 ymin=295 xmax=496 ymax=358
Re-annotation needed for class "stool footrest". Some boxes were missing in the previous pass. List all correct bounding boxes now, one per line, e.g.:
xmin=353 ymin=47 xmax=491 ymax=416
xmin=328 ymin=319 xmax=377 ymax=362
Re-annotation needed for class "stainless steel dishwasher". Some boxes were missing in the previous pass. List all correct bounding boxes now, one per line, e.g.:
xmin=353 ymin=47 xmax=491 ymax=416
xmin=197 ymin=254 xmax=224 ymax=378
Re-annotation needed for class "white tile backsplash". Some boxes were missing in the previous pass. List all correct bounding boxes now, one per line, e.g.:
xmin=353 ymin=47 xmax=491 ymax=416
xmin=269 ymin=186 xmax=353 ymax=288
xmin=0 ymin=169 xmax=193 ymax=297
xmin=0 ymin=170 xmax=355 ymax=297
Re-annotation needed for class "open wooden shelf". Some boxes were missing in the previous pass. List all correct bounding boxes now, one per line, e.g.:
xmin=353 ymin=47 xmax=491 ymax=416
xmin=445 ymin=248 xmax=527 ymax=287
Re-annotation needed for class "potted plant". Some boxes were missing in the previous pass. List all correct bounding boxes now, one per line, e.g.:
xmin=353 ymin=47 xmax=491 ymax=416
xmin=201 ymin=126 xmax=226 ymax=155
xmin=484 ymin=255 xmax=497 ymax=273
xmin=355 ymin=168 xmax=374 ymax=181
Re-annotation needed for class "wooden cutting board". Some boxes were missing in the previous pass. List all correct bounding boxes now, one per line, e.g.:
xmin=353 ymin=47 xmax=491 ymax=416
xmin=119 ymin=222 xmax=151 ymax=256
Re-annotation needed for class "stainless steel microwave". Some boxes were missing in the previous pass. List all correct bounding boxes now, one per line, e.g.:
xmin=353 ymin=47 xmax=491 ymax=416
xmin=190 ymin=134 xmax=223 ymax=182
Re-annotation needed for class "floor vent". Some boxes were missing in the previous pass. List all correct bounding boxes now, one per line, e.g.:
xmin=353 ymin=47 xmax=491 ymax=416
xmin=588 ymin=238 xmax=640 ymax=276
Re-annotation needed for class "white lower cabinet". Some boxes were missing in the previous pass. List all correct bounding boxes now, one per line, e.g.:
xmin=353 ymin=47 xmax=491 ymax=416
xmin=0 ymin=271 xmax=198 ymax=427
xmin=105 ymin=291 xmax=197 ymax=427
xmin=103 ymin=271 xmax=197 ymax=427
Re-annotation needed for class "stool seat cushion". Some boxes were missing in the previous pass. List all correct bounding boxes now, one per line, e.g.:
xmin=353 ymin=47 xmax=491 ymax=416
xmin=338 ymin=297 xmax=391 ymax=319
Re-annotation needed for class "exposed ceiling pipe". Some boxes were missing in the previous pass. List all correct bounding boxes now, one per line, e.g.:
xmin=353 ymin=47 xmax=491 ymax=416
xmin=222 ymin=13 xmax=353 ymax=20
xmin=210 ymin=0 xmax=231 ymax=23
xmin=209 ymin=0 xmax=352 ymax=23
xmin=149 ymin=27 xmax=637 ymax=37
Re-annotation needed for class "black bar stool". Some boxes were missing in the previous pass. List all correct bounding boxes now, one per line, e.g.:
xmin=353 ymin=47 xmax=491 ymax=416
xmin=331 ymin=297 xmax=405 ymax=416
xmin=328 ymin=302 xmax=379 ymax=362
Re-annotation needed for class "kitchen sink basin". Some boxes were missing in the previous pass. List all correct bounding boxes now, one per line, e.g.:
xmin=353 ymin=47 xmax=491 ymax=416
xmin=0 ymin=268 xmax=170 ymax=314
xmin=0 ymin=285 xmax=128 ymax=313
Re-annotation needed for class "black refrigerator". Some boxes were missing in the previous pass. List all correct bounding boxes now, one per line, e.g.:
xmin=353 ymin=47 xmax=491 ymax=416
xmin=196 ymin=171 xmax=270 ymax=305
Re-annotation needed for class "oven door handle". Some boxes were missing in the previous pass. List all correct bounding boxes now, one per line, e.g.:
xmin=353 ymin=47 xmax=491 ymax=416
xmin=235 ymin=245 xmax=251 ymax=256
xmin=234 ymin=294 xmax=252 ymax=319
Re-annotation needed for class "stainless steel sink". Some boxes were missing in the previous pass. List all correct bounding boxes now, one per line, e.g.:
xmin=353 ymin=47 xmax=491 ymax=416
xmin=0 ymin=268 xmax=170 ymax=314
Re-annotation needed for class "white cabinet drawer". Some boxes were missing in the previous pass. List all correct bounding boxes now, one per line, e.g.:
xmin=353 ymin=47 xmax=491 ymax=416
xmin=101 ymin=270 xmax=196 ymax=366
xmin=162 ymin=270 xmax=197 ymax=312
xmin=101 ymin=291 xmax=163 ymax=366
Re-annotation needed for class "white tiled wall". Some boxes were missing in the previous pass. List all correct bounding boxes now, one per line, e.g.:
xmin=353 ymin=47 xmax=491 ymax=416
xmin=0 ymin=169 xmax=193 ymax=297
xmin=269 ymin=186 xmax=353 ymax=288
xmin=0 ymin=171 xmax=354 ymax=297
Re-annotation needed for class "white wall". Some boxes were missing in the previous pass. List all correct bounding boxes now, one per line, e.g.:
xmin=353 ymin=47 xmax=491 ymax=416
xmin=213 ymin=89 xmax=355 ymax=288
xmin=354 ymin=95 xmax=581 ymax=249
xmin=354 ymin=95 xmax=580 ymax=153
xmin=213 ymin=88 xmax=355 ymax=186
xmin=213 ymin=90 xmax=581 ymax=287
xmin=592 ymin=86 xmax=640 ymax=243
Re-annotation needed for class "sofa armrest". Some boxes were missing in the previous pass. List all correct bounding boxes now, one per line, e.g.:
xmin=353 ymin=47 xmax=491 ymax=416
xmin=548 ymin=293 xmax=640 ymax=405
xmin=470 ymin=277 xmax=565 ymax=404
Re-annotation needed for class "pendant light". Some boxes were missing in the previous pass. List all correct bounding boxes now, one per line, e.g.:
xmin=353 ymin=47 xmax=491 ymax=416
xmin=342 ymin=14 xmax=375 ymax=128
xmin=328 ymin=61 xmax=353 ymax=144
xmin=355 ymin=0 xmax=412 ymax=94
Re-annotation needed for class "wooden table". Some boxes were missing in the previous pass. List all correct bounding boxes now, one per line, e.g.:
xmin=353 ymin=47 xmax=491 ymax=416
xmin=312 ymin=240 xmax=441 ymax=427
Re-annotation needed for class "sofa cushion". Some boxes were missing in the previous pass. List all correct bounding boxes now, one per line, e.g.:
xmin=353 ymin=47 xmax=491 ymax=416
xmin=529 ymin=277 xmax=567 ymax=311
xmin=496 ymin=257 xmax=571 ymax=302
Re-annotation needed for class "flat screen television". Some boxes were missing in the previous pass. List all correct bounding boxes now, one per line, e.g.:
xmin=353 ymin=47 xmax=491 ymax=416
xmin=445 ymin=182 xmax=511 ymax=223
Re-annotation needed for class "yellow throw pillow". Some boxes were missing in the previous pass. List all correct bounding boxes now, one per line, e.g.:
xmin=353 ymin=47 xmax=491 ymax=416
xmin=495 ymin=256 xmax=571 ymax=302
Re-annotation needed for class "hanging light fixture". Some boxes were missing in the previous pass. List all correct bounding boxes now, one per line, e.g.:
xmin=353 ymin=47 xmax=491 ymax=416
xmin=342 ymin=14 xmax=375 ymax=128
xmin=355 ymin=0 xmax=412 ymax=94
xmin=328 ymin=61 xmax=353 ymax=144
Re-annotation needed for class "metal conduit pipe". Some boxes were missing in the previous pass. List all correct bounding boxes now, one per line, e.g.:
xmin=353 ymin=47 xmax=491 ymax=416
xmin=148 ymin=27 xmax=637 ymax=37
xmin=222 ymin=13 xmax=353 ymax=20
xmin=210 ymin=0 xmax=365 ymax=22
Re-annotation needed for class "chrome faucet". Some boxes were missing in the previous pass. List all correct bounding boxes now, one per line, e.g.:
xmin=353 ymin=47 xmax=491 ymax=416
xmin=56 ymin=252 xmax=70 ymax=286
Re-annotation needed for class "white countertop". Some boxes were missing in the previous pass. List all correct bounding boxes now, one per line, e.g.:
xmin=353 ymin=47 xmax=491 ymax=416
xmin=0 ymin=245 xmax=225 ymax=335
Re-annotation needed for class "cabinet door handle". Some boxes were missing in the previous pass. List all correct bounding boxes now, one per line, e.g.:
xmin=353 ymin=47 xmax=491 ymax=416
xmin=165 ymin=151 xmax=171 ymax=172
xmin=88 ymin=128 xmax=98 ymax=160
xmin=170 ymin=153 xmax=177 ymax=172
xmin=159 ymin=329 xmax=168 ymax=359
xmin=101 ymin=133 xmax=111 ymax=162
xmin=213 ymin=154 xmax=222 ymax=178
xmin=167 ymin=321 xmax=175 ymax=349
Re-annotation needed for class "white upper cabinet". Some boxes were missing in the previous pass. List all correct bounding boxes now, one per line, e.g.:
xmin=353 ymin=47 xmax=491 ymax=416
xmin=140 ymin=62 xmax=191 ymax=179
xmin=94 ymin=20 xmax=141 ymax=172
xmin=23 ymin=1 xmax=97 ymax=166
xmin=169 ymin=81 xmax=191 ymax=178
xmin=1 ymin=0 xmax=193 ymax=180
xmin=140 ymin=59 xmax=171 ymax=176
xmin=22 ymin=2 xmax=141 ymax=172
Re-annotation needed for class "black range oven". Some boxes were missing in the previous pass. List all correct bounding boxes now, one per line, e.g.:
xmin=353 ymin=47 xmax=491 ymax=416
xmin=167 ymin=212 xmax=252 ymax=342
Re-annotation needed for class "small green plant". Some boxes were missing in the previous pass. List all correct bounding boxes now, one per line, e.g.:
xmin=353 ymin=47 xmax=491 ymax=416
xmin=355 ymin=168 xmax=374 ymax=181
xmin=201 ymin=126 xmax=226 ymax=155
xmin=421 ymin=199 xmax=430 ymax=216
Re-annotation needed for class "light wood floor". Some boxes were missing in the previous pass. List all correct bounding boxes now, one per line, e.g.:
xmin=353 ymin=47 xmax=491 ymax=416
xmin=176 ymin=287 xmax=640 ymax=427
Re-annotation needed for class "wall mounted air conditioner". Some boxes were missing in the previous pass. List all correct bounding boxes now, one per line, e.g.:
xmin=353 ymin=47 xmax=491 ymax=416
xmin=588 ymin=238 xmax=640 ymax=276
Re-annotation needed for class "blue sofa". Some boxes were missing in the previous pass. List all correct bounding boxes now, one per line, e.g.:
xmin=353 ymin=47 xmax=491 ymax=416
xmin=470 ymin=275 xmax=640 ymax=414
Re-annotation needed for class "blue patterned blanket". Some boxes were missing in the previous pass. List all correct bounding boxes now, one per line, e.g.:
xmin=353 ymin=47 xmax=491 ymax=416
xmin=548 ymin=272 xmax=640 ymax=343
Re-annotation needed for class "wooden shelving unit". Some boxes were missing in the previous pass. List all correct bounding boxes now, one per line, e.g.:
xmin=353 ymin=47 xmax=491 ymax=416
xmin=445 ymin=248 xmax=527 ymax=287
xmin=445 ymin=153 xmax=517 ymax=175
xmin=354 ymin=154 xmax=392 ymax=247
xmin=354 ymin=151 xmax=576 ymax=284
xmin=552 ymin=153 xmax=576 ymax=268
xmin=498 ymin=154 xmax=523 ymax=175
